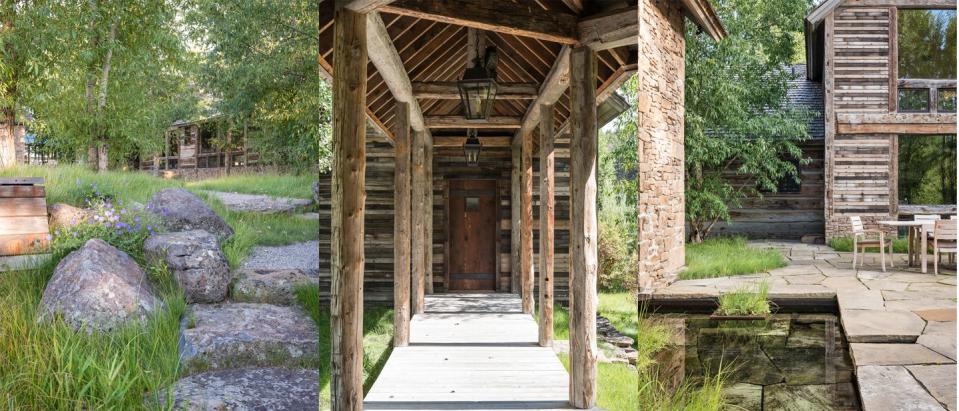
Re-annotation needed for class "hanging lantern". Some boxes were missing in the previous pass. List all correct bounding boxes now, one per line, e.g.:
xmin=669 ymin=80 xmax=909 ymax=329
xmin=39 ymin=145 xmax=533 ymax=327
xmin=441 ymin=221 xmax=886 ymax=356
xmin=457 ymin=48 xmax=498 ymax=120
xmin=464 ymin=129 xmax=482 ymax=166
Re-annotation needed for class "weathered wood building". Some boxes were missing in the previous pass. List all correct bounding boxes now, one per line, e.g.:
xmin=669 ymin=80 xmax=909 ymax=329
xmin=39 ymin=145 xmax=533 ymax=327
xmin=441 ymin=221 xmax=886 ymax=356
xmin=805 ymin=0 xmax=957 ymax=239
xmin=320 ymin=0 xmax=724 ymax=408
xmin=139 ymin=117 xmax=258 ymax=177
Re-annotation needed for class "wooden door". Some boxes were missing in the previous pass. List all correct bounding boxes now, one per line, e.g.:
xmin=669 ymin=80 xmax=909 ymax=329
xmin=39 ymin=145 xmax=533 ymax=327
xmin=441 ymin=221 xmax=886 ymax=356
xmin=447 ymin=180 xmax=498 ymax=291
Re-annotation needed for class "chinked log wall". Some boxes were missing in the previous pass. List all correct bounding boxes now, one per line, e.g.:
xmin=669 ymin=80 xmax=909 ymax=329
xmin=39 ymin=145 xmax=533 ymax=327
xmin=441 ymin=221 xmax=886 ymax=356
xmin=319 ymin=133 xmax=573 ymax=305
xmin=713 ymin=141 xmax=826 ymax=239
xmin=825 ymin=5 xmax=897 ymax=239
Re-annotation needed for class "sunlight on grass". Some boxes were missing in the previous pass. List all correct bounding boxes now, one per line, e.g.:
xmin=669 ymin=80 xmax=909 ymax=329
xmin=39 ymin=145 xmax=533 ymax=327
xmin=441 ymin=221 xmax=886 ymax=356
xmin=186 ymin=173 xmax=315 ymax=199
xmin=1 ymin=164 xmax=183 ymax=204
xmin=829 ymin=236 xmax=909 ymax=254
xmin=557 ymin=354 xmax=637 ymax=411
xmin=681 ymin=237 xmax=785 ymax=280
xmin=716 ymin=282 xmax=771 ymax=316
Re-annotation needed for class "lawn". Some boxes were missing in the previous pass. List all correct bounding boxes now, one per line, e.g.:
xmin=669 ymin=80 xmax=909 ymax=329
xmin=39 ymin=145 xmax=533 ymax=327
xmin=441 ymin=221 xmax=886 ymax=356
xmin=680 ymin=237 xmax=786 ymax=280
xmin=0 ymin=165 xmax=318 ymax=409
xmin=186 ymin=173 xmax=316 ymax=199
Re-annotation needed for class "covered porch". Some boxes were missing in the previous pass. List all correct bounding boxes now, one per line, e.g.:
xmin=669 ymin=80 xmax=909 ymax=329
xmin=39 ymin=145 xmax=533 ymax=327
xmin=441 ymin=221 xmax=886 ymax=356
xmin=319 ymin=0 xmax=724 ymax=409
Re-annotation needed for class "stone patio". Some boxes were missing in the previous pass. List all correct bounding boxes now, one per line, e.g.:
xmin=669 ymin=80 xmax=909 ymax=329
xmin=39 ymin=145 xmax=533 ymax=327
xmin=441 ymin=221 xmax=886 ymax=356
xmin=641 ymin=240 xmax=957 ymax=411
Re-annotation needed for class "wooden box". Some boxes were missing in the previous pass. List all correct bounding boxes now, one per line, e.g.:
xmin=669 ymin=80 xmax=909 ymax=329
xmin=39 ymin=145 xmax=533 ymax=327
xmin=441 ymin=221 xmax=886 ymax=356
xmin=0 ymin=177 xmax=50 ymax=256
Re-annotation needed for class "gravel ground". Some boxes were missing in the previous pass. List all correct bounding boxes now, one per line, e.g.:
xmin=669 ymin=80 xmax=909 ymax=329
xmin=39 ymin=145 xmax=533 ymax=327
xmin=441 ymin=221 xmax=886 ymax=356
xmin=202 ymin=190 xmax=312 ymax=214
xmin=241 ymin=241 xmax=319 ymax=275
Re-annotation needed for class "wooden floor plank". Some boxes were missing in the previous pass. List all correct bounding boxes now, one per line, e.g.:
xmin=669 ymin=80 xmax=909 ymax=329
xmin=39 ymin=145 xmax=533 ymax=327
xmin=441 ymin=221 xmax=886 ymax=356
xmin=364 ymin=294 xmax=574 ymax=410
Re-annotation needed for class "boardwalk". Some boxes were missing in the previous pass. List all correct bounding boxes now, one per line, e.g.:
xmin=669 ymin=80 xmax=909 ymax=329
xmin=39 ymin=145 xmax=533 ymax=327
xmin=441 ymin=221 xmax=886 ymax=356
xmin=364 ymin=294 xmax=573 ymax=410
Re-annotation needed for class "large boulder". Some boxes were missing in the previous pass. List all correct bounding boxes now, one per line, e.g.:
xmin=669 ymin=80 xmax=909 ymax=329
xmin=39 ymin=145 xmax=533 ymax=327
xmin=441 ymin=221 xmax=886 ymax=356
xmin=144 ymin=230 xmax=231 ymax=303
xmin=147 ymin=189 xmax=233 ymax=241
xmin=179 ymin=303 xmax=318 ymax=374
xmin=38 ymin=239 xmax=163 ymax=332
xmin=154 ymin=368 xmax=319 ymax=411
xmin=231 ymin=268 xmax=317 ymax=305
xmin=48 ymin=203 xmax=91 ymax=228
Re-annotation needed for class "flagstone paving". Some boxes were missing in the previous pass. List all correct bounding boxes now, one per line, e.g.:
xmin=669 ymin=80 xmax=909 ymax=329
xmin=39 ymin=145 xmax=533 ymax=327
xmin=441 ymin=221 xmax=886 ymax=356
xmin=640 ymin=240 xmax=957 ymax=411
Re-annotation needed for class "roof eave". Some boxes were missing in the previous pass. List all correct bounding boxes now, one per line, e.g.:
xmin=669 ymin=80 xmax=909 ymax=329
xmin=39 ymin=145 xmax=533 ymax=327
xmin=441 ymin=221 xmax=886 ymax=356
xmin=679 ymin=0 xmax=728 ymax=41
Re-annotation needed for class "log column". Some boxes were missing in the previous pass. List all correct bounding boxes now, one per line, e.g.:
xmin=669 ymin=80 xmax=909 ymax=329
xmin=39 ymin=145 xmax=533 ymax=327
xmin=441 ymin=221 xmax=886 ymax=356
xmin=510 ymin=144 xmax=521 ymax=293
xmin=538 ymin=104 xmax=555 ymax=347
xmin=330 ymin=5 xmax=367 ymax=410
xmin=426 ymin=136 xmax=434 ymax=294
xmin=411 ymin=129 xmax=429 ymax=313
xmin=568 ymin=45 xmax=598 ymax=409
xmin=521 ymin=131 xmax=534 ymax=314
xmin=393 ymin=102 xmax=412 ymax=347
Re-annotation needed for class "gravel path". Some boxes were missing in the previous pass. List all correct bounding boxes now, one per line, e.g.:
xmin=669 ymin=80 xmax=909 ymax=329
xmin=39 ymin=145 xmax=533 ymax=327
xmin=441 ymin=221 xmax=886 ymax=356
xmin=202 ymin=190 xmax=312 ymax=214
xmin=241 ymin=241 xmax=319 ymax=275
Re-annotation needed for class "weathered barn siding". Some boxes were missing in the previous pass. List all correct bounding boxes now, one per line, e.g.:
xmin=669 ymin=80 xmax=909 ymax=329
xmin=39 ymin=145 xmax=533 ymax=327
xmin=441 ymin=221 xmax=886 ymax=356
xmin=319 ymin=133 xmax=575 ymax=305
xmin=824 ymin=3 xmax=897 ymax=238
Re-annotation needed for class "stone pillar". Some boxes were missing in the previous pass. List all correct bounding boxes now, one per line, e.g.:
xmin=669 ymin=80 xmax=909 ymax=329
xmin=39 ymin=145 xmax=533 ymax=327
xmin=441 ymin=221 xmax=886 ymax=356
xmin=637 ymin=0 xmax=686 ymax=291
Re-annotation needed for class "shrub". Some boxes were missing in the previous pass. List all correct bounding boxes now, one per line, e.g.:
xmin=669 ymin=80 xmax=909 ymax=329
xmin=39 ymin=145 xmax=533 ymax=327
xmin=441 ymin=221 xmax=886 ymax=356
xmin=598 ymin=196 xmax=637 ymax=294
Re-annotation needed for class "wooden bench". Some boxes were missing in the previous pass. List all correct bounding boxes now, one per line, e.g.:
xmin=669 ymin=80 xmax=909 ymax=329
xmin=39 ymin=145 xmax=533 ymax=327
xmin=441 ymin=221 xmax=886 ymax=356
xmin=0 ymin=177 xmax=52 ymax=271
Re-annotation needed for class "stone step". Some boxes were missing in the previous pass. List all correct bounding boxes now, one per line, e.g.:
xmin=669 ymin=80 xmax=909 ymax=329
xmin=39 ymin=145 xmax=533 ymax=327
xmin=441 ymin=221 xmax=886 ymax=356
xmin=857 ymin=365 xmax=947 ymax=411
xmin=231 ymin=268 xmax=318 ymax=305
xmin=202 ymin=190 xmax=312 ymax=214
xmin=241 ymin=241 xmax=319 ymax=274
xmin=840 ymin=309 xmax=926 ymax=343
xmin=179 ymin=303 xmax=318 ymax=373
xmin=153 ymin=367 xmax=319 ymax=410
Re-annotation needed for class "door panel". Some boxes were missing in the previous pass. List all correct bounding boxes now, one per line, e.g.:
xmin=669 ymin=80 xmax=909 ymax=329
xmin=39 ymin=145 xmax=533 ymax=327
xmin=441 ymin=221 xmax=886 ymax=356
xmin=447 ymin=180 xmax=498 ymax=291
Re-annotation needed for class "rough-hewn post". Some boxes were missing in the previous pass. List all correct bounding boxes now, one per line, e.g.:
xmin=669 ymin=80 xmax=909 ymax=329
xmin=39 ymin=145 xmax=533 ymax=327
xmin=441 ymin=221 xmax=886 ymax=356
xmin=330 ymin=5 xmax=367 ymax=410
xmin=521 ymin=132 xmax=534 ymax=314
xmin=568 ymin=45 xmax=597 ymax=409
xmin=426 ymin=136 xmax=434 ymax=294
xmin=393 ymin=101 xmax=412 ymax=347
xmin=510 ymin=143 xmax=521 ymax=293
xmin=538 ymin=104 xmax=555 ymax=347
xmin=411 ymin=129 xmax=428 ymax=313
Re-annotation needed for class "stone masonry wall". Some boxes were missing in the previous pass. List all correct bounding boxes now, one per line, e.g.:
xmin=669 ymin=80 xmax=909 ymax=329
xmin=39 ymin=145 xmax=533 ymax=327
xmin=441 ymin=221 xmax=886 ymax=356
xmin=637 ymin=0 xmax=686 ymax=291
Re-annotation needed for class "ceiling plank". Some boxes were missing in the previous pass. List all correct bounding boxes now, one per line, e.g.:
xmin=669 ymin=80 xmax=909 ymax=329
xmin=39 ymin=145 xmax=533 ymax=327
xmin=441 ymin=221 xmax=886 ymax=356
xmin=512 ymin=46 xmax=571 ymax=147
xmin=578 ymin=7 xmax=638 ymax=51
xmin=343 ymin=0 xmax=397 ymax=13
xmin=434 ymin=136 xmax=511 ymax=147
xmin=413 ymin=82 xmax=539 ymax=100
xmin=380 ymin=0 xmax=578 ymax=44
xmin=426 ymin=116 xmax=522 ymax=129
xmin=366 ymin=12 xmax=428 ymax=132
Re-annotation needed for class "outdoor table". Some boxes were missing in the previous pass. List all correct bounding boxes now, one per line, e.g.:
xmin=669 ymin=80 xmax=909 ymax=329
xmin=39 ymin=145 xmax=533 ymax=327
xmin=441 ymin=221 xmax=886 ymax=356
xmin=878 ymin=220 xmax=935 ymax=273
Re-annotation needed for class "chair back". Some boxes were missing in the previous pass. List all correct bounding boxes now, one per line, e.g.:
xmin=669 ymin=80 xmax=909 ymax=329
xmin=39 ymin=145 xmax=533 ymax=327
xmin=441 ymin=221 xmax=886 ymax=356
xmin=916 ymin=214 xmax=941 ymax=234
xmin=849 ymin=216 xmax=865 ymax=235
xmin=951 ymin=215 xmax=957 ymax=220
xmin=934 ymin=219 xmax=958 ymax=241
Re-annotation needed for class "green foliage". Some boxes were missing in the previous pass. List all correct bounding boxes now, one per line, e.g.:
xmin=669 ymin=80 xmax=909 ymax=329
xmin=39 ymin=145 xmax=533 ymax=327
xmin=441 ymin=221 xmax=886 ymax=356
xmin=828 ymin=236 xmax=909 ymax=254
xmin=316 ymin=305 xmax=394 ymax=410
xmin=684 ymin=0 xmax=814 ymax=242
xmin=186 ymin=0 xmax=321 ymax=172
xmin=681 ymin=237 xmax=785 ymax=280
xmin=898 ymin=135 xmax=957 ymax=205
xmin=50 ymin=197 xmax=161 ymax=261
xmin=1 ymin=164 xmax=184 ymax=205
xmin=716 ymin=282 xmax=772 ymax=317
xmin=898 ymin=9 xmax=957 ymax=79
xmin=186 ymin=173 xmax=316 ymax=199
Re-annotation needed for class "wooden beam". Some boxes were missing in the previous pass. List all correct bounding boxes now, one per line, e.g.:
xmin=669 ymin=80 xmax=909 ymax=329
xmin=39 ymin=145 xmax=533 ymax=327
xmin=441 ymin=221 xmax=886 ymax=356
xmin=330 ymin=7 xmax=367 ymax=410
xmin=433 ymin=136 xmax=511 ymax=147
xmin=520 ymin=119 xmax=534 ymax=315
xmin=677 ymin=0 xmax=727 ymax=41
xmin=426 ymin=116 xmax=522 ymax=129
xmin=412 ymin=82 xmax=539 ymax=100
xmin=568 ymin=45 xmax=597 ymax=410
xmin=510 ymin=143 xmax=521 ymax=294
xmin=514 ymin=46 xmax=571 ymax=147
xmin=343 ymin=0 xmax=395 ymax=13
xmin=380 ymin=0 xmax=578 ymax=44
xmin=836 ymin=113 xmax=958 ymax=134
xmin=578 ymin=7 xmax=637 ymax=51
xmin=538 ymin=103 xmax=555 ymax=348
xmin=411 ymin=129 xmax=430 ymax=313
xmin=393 ymin=102 xmax=412 ymax=347
xmin=366 ymin=12 xmax=428 ymax=132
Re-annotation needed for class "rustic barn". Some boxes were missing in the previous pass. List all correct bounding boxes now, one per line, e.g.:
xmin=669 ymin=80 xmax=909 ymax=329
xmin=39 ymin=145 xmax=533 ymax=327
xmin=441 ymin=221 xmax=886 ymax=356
xmin=805 ymin=0 xmax=957 ymax=239
xmin=712 ymin=64 xmax=827 ymax=240
xmin=139 ymin=117 xmax=259 ymax=178
xmin=320 ymin=0 xmax=725 ymax=408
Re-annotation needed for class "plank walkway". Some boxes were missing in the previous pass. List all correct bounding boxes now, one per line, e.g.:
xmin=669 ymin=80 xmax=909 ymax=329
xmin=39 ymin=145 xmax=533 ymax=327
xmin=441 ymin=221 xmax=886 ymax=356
xmin=364 ymin=294 xmax=575 ymax=410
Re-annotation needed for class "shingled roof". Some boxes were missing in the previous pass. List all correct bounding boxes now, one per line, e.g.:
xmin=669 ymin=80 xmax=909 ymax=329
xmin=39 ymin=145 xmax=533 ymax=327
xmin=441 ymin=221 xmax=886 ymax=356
xmin=785 ymin=64 xmax=825 ymax=139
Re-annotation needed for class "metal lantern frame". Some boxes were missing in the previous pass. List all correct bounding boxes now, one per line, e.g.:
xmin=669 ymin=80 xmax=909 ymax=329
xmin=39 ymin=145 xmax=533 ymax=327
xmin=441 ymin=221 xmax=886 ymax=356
xmin=463 ymin=129 xmax=482 ymax=167
xmin=457 ymin=63 xmax=498 ymax=120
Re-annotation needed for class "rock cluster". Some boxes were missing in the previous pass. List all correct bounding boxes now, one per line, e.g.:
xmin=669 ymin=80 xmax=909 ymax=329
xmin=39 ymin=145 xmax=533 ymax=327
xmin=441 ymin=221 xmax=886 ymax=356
xmin=144 ymin=230 xmax=231 ymax=303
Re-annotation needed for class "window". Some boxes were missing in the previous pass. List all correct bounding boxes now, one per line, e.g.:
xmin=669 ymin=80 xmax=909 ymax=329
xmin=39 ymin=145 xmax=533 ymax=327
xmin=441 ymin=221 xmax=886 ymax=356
xmin=898 ymin=135 xmax=957 ymax=205
xmin=938 ymin=88 xmax=957 ymax=112
xmin=897 ymin=9 xmax=957 ymax=112
xmin=899 ymin=89 xmax=930 ymax=112
xmin=465 ymin=197 xmax=479 ymax=211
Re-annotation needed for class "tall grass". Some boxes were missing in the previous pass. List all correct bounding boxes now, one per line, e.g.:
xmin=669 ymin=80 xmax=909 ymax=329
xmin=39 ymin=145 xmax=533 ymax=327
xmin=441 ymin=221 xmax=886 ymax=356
xmin=715 ymin=282 xmax=772 ymax=316
xmin=681 ymin=237 xmax=785 ymax=280
xmin=1 ymin=164 xmax=183 ymax=205
xmin=186 ymin=173 xmax=316 ymax=199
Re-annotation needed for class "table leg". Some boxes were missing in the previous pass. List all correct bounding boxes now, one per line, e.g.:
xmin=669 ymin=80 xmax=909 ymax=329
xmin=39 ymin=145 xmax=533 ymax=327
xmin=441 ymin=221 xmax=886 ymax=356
xmin=922 ymin=227 xmax=928 ymax=274
xmin=907 ymin=227 xmax=915 ymax=266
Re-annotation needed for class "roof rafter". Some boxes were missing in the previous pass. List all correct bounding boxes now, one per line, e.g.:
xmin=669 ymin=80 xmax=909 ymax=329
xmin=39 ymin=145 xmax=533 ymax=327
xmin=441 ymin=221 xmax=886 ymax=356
xmin=366 ymin=12 xmax=429 ymax=133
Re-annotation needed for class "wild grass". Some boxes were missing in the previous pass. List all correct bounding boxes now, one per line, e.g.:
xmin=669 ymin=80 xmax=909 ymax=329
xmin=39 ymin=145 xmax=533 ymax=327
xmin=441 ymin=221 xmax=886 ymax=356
xmin=828 ymin=236 xmax=909 ymax=254
xmin=681 ymin=237 xmax=786 ymax=280
xmin=557 ymin=354 xmax=637 ymax=411
xmin=715 ymin=282 xmax=771 ymax=317
xmin=186 ymin=173 xmax=315 ymax=199
xmin=0 ymin=259 xmax=185 ymax=410
xmin=1 ymin=164 xmax=183 ymax=204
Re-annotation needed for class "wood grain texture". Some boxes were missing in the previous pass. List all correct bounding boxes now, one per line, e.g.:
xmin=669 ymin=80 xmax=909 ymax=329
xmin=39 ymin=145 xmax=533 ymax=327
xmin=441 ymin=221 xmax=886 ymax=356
xmin=393 ymin=102 xmax=412 ymax=347
xmin=0 ymin=233 xmax=50 ymax=257
xmin=0 ymin=186 xmax=44 ymax=198
xmin=568 ymin=45 xmax=598 ymax=409
xmin=330 ymin=7 xmax=367 ymax=410
xmin=0 ymin=198 xmax=47 ymax=217
xmin=510 ymin=143 xmax=522 ymax=294
xmin=521 ymin=128 xmax=534 ymax=315
xmin=412 ymin=129 xmax=429 ymax=313
xmin=538 ymin=104 xmax=555 ymax=348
